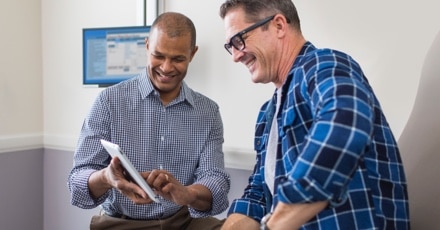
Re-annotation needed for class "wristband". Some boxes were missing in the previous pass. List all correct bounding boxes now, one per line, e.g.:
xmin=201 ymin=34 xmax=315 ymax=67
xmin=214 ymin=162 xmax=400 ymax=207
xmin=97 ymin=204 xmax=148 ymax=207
xmin=260 ymin=212 xmax=273 ymax=230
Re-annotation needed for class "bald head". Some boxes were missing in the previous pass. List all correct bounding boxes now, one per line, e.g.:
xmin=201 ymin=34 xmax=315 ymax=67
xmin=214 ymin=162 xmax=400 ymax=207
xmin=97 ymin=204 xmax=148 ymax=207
xmin=151 ymin=12 xmax=197 ymax=50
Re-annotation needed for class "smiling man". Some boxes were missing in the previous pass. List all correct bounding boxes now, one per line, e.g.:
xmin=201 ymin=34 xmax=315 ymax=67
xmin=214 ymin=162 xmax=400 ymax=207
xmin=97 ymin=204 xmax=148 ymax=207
xmin=68 ymin=12 xmax=230 ymax=230
xmin=219 ymin=0 xmax=410 ymax=229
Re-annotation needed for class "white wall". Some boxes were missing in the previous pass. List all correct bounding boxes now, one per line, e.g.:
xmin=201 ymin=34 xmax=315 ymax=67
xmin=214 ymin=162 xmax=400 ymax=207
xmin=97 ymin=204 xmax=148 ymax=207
xmin=295 ymin=1 xmax=440 ymax=138
xmin=0 ymin=0 xmax=43 ymax=152
xmin=1 ymin=0 xmax=439 ymax=165
xmin=1 ymin=0 xmax=440 ymax=230
xmin=169 ymin=0 xmax=440 ymax=148
xmin=40 ymin=0 xmax=440 ymax=157
xmin=41 ymin=0 xmax=142 ymax=150
xmin=1 ymin=0 xmax=438 ymax=174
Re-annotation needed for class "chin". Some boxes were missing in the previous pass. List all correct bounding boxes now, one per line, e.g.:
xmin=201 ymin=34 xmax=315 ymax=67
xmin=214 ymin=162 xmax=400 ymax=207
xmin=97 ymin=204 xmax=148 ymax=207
xmin=250 ymin=73 xmax=262 ymax=83
xmin=250 ymin=77 xmax=261 ymax=84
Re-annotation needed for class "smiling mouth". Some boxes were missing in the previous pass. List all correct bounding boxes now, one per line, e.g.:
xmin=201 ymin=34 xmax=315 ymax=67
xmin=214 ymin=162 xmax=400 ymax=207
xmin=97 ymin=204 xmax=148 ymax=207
xmin=245 ymin=58 xmax=257 ymax=72
xmin=156 ymin=71 xmax=174 ymax=79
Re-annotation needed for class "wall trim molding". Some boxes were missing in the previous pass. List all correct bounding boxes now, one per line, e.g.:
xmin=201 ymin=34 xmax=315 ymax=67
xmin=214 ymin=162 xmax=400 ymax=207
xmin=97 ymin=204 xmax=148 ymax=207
xmin=0 ymin=133 xmax=44 ymax=153
xmin=44 ymin=134 xmax=77 ymax=151
xmin=1 ymin=133 xmax=255 ymax=170
xmin=224 ymin=147 xmax=255 ymax=170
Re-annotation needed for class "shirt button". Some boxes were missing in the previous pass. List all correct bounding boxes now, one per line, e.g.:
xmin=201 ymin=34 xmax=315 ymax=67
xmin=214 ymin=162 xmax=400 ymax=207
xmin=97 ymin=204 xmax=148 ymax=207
xmin=160 ymin=136 xmax=164 ymax=141
xmin=280 ymin=176 xmax=287 ymax=183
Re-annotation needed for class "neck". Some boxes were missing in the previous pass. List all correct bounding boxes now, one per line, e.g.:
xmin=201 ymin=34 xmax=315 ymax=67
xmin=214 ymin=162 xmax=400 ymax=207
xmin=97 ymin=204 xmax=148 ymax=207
xmin=274 ymin=34 xmax=306 ymax=88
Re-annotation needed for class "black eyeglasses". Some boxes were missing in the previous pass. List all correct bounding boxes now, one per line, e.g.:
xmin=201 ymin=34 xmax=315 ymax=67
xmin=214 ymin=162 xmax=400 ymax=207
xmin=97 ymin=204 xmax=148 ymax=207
xmin=224 ymin=15 xmax=275 ymax=55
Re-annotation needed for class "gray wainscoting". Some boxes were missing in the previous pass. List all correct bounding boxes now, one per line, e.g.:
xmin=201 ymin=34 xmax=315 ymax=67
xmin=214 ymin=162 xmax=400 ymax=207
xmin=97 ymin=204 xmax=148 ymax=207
xmin=0 ymin=149 xmax=44 ymax=230
xmin=0 ymin=148 xmax=253 ymax=230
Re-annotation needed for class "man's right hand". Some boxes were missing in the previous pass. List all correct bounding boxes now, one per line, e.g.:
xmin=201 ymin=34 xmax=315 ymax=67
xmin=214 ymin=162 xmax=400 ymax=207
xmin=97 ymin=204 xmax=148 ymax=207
xmin=88 ymin=157 xmax=154 ymax=204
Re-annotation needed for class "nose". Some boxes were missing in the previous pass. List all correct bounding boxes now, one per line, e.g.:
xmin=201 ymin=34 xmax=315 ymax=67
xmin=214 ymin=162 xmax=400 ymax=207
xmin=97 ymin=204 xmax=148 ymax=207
xmin=160 ymin=58 xmax=173 ymax=72
xmin=231 ymin=48 xmax=244 ymax=63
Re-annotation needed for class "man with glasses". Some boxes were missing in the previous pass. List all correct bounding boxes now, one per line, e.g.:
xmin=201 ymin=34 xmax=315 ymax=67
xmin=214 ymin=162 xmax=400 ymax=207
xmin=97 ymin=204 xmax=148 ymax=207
xmin=219 ymin=0 xmax=410 ymax=229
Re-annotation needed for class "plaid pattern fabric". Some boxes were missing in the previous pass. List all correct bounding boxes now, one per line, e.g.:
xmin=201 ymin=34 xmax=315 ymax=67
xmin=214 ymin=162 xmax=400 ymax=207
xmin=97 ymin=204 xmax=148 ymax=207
xmin=228 ymin=42 xmax=409 ymax=229
xmin=68 ymin=70 xmax=230 ymax=219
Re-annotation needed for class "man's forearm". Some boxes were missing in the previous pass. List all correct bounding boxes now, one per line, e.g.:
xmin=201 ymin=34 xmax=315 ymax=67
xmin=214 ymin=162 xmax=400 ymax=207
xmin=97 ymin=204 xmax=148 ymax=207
xmin=268 ymin=201 xmax=328 ymax=230
xmin=221 ymin=213 xmax=260 ymax=230
xmin=186 ymin=184 xmax=213 ymax=211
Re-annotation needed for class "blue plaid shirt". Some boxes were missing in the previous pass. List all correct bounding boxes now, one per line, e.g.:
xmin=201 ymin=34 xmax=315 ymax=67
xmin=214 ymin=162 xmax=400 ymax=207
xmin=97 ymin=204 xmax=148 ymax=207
xmin=227 ymin=42 xmax=409 ymax=229
xmin=68 ymin=70 xmax=230 ymax=219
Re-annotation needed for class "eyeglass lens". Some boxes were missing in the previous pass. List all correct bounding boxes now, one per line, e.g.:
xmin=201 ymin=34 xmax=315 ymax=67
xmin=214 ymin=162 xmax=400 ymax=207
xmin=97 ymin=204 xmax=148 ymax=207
xmin=224 ymin=15 xmax=275 ymax=54
xmin=229 ymin=36 xmax=244 ymax=52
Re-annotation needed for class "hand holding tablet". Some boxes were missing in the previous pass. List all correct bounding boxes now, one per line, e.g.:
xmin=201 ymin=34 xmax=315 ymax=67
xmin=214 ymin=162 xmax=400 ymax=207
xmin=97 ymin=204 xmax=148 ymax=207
xmin=100 ymin=139 xmax=160 ymax=203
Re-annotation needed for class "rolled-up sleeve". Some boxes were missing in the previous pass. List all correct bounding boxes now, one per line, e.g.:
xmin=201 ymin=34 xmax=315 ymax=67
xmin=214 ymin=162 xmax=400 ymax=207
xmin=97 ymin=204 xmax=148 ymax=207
xmin=278 ymin=62 xmax=374 ymax=207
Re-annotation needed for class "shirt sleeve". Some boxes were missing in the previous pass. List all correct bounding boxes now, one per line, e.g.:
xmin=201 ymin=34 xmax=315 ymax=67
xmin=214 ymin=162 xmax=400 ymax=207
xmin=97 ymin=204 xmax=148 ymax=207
xmin=227 ymin=153 xmax=267 ymax=222
xmin=188 ymin=106 xmax=231 ymax=217
xmin=67 ymin=92 xmax=112 ymax=209
xmin=277 ymin=54 xmax=375 ymax=207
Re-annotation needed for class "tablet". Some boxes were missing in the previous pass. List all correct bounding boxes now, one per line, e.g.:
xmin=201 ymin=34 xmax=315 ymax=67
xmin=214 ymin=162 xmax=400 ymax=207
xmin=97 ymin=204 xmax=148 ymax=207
xmin=100 ymin=139 xmax=160 ymax=203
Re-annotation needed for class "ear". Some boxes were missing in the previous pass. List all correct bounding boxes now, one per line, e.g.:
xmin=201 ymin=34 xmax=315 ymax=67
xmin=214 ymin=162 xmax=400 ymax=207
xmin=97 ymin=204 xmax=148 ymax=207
xmin=189 ymin=45 xmax=199 ymax=62
xmin=145 ymin=37 xmax=149 ymax=50
xmin=273 ymin=14 xmax=288 ymax=37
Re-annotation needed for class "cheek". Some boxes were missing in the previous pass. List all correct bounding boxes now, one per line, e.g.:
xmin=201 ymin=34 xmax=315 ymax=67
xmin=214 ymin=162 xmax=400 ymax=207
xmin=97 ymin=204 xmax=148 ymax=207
xmin=148 ymin=57 xmax=161 ymax=68
xmin=174 ymin=63 xmax=190 ymax=74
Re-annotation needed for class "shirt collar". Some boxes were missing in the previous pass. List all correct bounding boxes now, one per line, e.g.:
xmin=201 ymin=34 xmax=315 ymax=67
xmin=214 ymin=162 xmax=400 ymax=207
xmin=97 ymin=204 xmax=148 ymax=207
xmin=138 ymin=68 xmax=195 ymax=107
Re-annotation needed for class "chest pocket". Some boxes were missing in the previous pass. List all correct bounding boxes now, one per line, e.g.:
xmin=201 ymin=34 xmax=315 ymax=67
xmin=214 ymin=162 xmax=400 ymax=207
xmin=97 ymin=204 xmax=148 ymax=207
xmin=254 ymin=126 xmax=267 ymax=153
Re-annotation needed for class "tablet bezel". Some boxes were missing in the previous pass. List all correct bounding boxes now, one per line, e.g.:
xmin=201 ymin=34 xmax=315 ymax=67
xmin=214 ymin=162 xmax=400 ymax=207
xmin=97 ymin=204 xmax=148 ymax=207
xmin=100 ymin=139 xmax=160 ymax=203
